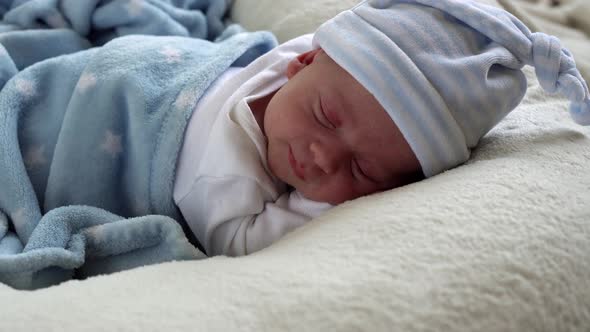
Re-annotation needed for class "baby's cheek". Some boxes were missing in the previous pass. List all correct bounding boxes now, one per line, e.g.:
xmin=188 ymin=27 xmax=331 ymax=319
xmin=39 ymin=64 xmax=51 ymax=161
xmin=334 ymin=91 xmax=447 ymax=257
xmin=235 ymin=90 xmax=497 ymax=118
xmin=308 ymin=179 xmax=361 ymax=205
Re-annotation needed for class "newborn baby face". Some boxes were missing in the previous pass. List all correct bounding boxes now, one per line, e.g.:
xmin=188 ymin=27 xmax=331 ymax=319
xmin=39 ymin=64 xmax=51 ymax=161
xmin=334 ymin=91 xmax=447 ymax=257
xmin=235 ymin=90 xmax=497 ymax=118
xmin=253 ymin=48 xmax=423 ymax=205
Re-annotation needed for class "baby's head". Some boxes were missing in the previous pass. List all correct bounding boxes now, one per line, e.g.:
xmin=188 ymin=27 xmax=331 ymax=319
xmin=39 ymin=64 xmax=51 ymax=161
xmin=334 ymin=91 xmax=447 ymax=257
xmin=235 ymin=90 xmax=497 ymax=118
xmin=258 ymin=0 xmax=590 ymax=204
xmin=261 ymin=47 xmax=424 ymax=204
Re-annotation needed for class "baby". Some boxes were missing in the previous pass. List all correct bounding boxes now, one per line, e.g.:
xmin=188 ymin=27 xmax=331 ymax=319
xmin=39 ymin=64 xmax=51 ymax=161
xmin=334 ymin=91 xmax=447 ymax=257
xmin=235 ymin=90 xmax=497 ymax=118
xmin=174 ymin=33 xmax=426 ymax=256
xmin=174 ymin=0 xmax=590 ymax=257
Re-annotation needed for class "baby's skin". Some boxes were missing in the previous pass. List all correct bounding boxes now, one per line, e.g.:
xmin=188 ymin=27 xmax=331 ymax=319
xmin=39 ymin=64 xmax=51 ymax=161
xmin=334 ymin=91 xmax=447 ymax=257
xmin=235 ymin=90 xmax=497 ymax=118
xmin=249 ymin=48 xmax=424 ymax=205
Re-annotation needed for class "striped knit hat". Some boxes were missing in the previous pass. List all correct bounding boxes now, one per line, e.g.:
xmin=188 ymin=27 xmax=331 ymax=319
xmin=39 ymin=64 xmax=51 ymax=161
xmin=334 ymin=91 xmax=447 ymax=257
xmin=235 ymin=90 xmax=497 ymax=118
xmin=312 ymin=0 xmax=590 ymax=177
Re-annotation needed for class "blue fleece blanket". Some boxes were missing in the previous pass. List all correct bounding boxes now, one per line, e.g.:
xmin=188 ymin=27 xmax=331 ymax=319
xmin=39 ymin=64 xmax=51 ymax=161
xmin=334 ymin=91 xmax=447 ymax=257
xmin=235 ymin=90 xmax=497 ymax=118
xmin=0 ymin=0 xmax=277 ymax=289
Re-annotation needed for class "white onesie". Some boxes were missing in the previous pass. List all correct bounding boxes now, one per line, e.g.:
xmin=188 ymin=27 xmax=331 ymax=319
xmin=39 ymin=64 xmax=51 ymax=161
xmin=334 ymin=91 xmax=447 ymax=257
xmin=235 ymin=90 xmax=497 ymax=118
xmin=173 ymin=34 xmax=332 ymax=257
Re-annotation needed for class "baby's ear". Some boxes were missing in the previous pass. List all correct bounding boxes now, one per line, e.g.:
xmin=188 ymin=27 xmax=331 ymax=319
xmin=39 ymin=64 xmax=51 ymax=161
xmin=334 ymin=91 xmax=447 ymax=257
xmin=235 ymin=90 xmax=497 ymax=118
xmin=286 ymin=48 xmax=323 ymax=79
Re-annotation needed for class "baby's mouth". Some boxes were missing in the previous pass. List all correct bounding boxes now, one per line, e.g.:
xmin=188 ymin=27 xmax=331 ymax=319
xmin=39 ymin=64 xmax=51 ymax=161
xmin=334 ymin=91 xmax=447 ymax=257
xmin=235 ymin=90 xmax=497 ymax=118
xmin=288 ymin=145 xmax=306 ymax=181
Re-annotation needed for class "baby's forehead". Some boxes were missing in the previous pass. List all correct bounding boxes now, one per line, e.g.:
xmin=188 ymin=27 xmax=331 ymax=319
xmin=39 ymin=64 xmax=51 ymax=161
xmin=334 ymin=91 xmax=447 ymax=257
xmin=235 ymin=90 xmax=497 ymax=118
xmin=331 ymin=91 xmax=403 ymax=154
xmin=302 ymin=49 xmax=399 ymax=139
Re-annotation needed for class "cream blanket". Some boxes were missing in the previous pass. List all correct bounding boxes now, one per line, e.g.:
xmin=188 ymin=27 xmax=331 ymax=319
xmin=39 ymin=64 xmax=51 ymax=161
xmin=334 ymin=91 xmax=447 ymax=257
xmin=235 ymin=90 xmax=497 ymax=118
xmin=2 ymin=0 xmax=589 ymax=331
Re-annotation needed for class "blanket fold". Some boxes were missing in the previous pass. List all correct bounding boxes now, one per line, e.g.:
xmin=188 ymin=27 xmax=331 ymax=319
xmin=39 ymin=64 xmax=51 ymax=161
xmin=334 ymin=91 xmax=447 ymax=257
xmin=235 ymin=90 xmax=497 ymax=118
xmin=0 ymin=0 xmax=278 ymax=290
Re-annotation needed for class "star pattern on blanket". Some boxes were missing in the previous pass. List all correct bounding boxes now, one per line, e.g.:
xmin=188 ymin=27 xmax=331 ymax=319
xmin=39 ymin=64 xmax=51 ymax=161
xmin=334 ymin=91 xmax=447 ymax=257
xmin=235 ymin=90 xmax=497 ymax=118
xmin=100 ymin=130 xmax=123 ymax=158
xmin=126 ymin=0 xmax=144 ymax=17
xmin=10 ymin=208 xmax=26 ymax=230
xmin=159 ymin=46 xmax=183 ymax=63
xmin=77 ymin=72 xmax=97 ymax=93
xmin=15 ymin=78 xmax=35 ymax=97
xmin=0 ymin=0 xmax=244 ymax=290
xmin=174 ymin=89 xmax=196 ymax=110
xmin=24 ymin=145 xmax=47 ymax=170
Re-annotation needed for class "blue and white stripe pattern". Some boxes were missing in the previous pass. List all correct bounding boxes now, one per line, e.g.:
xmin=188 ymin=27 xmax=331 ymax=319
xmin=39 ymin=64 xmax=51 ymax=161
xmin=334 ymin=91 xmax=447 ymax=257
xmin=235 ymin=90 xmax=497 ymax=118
xmin=313 ymin=0 xmax=590 ymax=177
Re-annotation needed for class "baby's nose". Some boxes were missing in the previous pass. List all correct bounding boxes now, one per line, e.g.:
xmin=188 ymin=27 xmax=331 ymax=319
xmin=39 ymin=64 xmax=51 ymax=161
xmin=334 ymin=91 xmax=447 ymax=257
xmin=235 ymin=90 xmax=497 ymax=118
xmin=310 ymin=141 xmax=346 ymax=175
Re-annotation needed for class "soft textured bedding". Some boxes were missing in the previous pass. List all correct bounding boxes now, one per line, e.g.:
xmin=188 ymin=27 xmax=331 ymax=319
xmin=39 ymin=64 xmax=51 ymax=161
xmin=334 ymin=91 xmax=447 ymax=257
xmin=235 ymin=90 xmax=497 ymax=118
xmin=2 ymin=0 xmax=590 ymax=331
